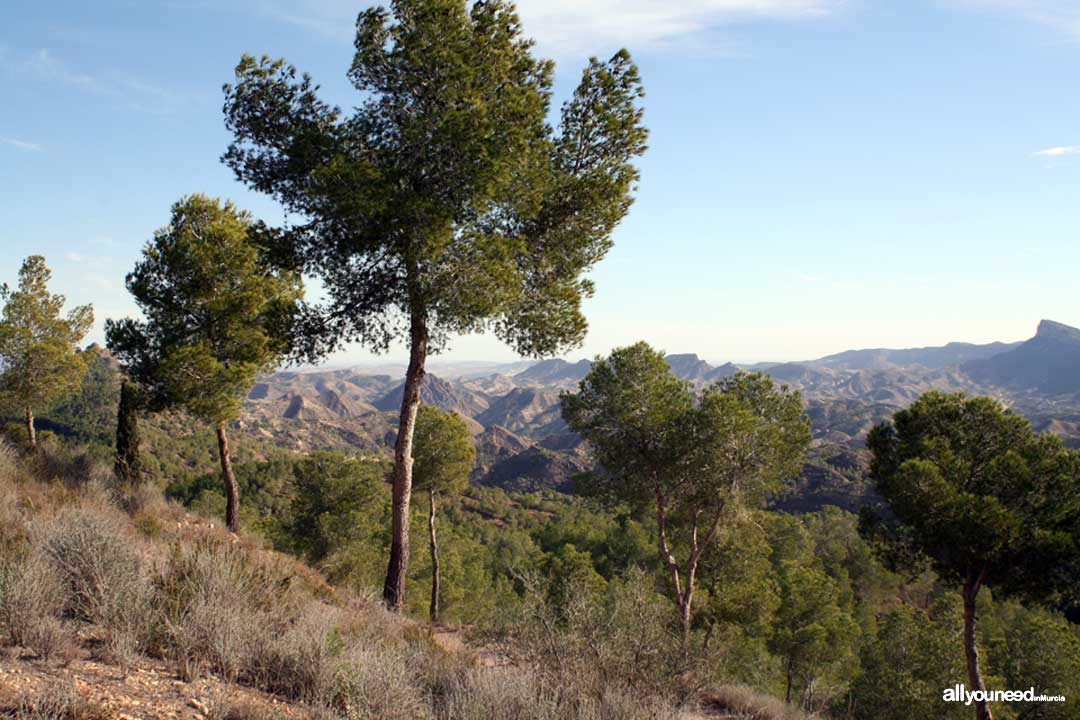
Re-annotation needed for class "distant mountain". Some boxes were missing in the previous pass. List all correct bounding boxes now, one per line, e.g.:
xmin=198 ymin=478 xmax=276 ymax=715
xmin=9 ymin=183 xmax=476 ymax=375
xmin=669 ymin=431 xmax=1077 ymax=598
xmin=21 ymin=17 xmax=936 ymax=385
xmin=374 ymin=373 xmax=490 ymax=419
xmin=476 ymin=387 xmax=565 ymax=439
xmin=665 ymin=353 xmax=714 ymax=383
xmin=477 ymin=445 xmax=587 ymax=493
xmin=706 ymin=362 xmax=740 ymax=382
xmin=816 ymin=341 xmax=1022 ymax=370
xmin=962 ymin=320 xmax=1080 ymax=395
xmin=229 ymin=320 xmax=1080 ymax=502
xmin=472 ymin=425 xmax=532 ymax=481
xmin=514 ymin=358 xmax=592 ymax=386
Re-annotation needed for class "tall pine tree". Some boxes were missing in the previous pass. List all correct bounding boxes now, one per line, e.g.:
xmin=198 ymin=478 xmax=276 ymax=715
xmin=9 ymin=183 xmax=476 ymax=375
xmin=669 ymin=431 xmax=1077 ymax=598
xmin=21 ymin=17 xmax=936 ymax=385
xmin=223 ymin=0 xmax=647 ymax=609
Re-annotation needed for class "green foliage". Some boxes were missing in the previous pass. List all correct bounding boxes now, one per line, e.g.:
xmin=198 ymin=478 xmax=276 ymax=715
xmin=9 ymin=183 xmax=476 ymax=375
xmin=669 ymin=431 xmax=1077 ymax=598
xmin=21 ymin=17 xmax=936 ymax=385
xmin=769 ymin=561 xmax=860 ymax=710
xmin=561 ymin=342 xmax=692 ymax=507
xmin=285 ymin=452 xmax=390 ymax=564
xmin=563 ymin=342 xmax=811 ymax=638
xmin=105 ymin=194 xmax=302 ymax=424
xmin=698 ymin=515 xmax=779 ymax=639
xmin=866 ymin=391 xmax=1080 ymax=601
xmin=0 ymin=255 xmax=94 ymax=444
xmin=223 ymin=0 xmax=647 ymax=359
xmin=985 ymin=601 xmax=1080 ymax=720
xmin=851 ymin=600 xmax=969 ymax=720
xmin=413 ymin=405 xmax=475 ymax=499
xmin=43 ymin=348 xmax=119 ymax=446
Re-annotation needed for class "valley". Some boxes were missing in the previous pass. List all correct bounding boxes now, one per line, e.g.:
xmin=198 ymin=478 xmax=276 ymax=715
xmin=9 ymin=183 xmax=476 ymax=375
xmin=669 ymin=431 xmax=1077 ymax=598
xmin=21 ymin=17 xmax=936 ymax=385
xmin=233 ymin=319 xmax=1080 ymax=512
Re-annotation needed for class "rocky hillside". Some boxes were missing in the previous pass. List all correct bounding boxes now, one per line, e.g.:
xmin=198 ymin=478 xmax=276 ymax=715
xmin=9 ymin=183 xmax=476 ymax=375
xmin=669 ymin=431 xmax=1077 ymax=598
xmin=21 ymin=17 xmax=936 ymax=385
xmin=46 ymin=321 xmax=1080 ymax=514
xmin=963 ymin=319 xmax=1080 ymax=395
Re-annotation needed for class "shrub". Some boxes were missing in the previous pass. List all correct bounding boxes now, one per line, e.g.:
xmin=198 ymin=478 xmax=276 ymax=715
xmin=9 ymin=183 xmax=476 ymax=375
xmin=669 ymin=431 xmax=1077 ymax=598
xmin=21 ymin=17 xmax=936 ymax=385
xmin=512 ymin=567 xmax=696 ymax=708
xmin=0 ymin=553 xmax=75 ymax=661
xmin=252 ymin=600 xmax=428 ymax=719
xmin=31 ymin=506 xmax=151 ymax=666
xmin=250 ymin=602 xmax=342 ymax=701
xmin=700 ymin=685 xmax=811 ymax=720
xmin=11 ymin=677 xmax=109 ymax=720
xmin=156 ymin=540 xmax=279 ymax=682
xmin=31 ymin=442 xmax=112 ymax=492
xmin=439 ymin=667 xmax=562 ymax=720
xmin=0 ymin=439 xmax=19 ymax=486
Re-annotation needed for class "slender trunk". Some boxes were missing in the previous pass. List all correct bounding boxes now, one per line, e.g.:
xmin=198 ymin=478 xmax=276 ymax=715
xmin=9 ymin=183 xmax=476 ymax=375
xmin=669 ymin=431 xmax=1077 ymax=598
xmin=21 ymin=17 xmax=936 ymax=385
xmin=963 ymin=566 xmax=993 ymax=720
xmin=702 ymin=621 xmax=716 ymax=653
xmin=675 ymin=504 xmax=725 ymax=645
xmin=429 ymin=488 xmax=440 ymax=624
xmin=383 ymin=312 xmax=428 ymax=611
xmin=785 ymin=660 xmax=794 ymax=705
xmin=216 ymin=423 xmax=239 ymax=533
xmin=25 ymin=407 xmax=36 ymax=452
xmin=654 ymin=484 xmax=687 ymax=638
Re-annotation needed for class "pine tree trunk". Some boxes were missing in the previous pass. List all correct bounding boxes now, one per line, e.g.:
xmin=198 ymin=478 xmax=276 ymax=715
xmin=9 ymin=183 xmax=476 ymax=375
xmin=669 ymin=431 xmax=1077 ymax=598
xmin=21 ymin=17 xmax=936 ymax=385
xmin=383 ymin=312 xmax=428 ymax=611
xmin=216 ymin=423 xmax=240 ymax=533
xmin=25 ymin=407 xmax=36 ymax=451
xmin=429 ymin=488 xmax=440 ymax=624
xmin=785 ymin=661 xmax=794 ymax=705
xmin=679 ymin=594 xmax=693 ymax=644
xmin=963 ymin=568 xmax=993 ymax=720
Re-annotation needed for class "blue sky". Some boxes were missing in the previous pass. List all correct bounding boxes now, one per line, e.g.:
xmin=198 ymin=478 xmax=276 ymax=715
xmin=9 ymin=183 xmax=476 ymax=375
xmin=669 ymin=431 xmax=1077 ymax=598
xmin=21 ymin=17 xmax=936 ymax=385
xmin=2 ymin=0 xmax=1079 ymax=366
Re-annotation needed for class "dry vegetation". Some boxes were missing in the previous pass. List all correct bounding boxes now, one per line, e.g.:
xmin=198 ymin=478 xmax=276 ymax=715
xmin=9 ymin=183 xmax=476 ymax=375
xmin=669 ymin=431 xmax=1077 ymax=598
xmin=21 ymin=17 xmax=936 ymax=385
xmin=0 ymin=437 xmax=802 ymax=720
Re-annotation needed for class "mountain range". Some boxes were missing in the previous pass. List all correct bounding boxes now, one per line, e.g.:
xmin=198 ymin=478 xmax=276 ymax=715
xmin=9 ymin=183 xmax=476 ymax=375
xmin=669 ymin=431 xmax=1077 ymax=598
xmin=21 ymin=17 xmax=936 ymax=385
xmin=239 ymin=320 xmax=1080 ymax=512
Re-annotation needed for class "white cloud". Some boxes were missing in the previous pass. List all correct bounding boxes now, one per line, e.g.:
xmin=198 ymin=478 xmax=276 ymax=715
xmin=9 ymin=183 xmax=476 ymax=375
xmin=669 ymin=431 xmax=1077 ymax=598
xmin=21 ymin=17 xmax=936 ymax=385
xmin=955 ymin=1 xmax=1080 ymax=38
xmin=254 ymin=0 xmax=840 ymax=56
xmin=1034 ymin=145 xmax=1080 ymax=156
xmin=1 ymin=136 xmax=41 ymax=151
xmin=16 ymin=49 xmax=181 ymax=114
xmin=515 ymin=0 xmax=837 ymax=54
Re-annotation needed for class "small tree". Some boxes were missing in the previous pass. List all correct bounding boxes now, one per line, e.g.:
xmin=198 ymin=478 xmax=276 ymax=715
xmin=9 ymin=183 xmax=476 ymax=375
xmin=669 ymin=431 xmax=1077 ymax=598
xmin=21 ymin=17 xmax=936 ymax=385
xmin=223 ymin=0 xmax=647 ymax=609
xmin=562 ymin=342 xmax=810 ymax=640
xmin=768 ymin=561 xmax=859 ymax=709
xmin=114 ymin=379 xmax=144 ymax=507
xmin=0 ymin=255 xmax=93 ymax=451
xmin=106 ymin=195 xmax=302 ymax=532
xmin=412 ymin=404 xmax=475 ymax=623
xmin=864 ymin=391 xmax=1080 ymax=720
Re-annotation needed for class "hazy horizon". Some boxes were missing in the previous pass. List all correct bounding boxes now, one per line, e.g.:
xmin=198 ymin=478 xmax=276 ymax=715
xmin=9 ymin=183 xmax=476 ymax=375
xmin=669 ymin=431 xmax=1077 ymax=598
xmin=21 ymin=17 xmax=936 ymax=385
xmin=288 ymin=317 xmax=1062 ymax=372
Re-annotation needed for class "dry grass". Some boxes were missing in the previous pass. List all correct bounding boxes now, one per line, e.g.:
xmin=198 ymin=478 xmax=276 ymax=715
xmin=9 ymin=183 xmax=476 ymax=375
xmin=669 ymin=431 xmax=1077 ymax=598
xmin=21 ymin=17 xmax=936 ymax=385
xmin=30 ymin=506 xmax=152 ymax=668
xmin=156 ymin=539 xmax=282 ymax=682
xmin=1 ymin=677 xmax=110 ymax=720
xmin=701 ymin=685 xmax=812 ymax=720
xmin=0 ymin=553 xmax=77 ymax=663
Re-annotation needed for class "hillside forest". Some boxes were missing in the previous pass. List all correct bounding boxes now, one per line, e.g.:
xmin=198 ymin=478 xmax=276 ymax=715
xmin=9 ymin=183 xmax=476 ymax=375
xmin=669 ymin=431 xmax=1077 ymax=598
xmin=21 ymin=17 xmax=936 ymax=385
xmin=1 ymin=2 xmax=1079 ymax=720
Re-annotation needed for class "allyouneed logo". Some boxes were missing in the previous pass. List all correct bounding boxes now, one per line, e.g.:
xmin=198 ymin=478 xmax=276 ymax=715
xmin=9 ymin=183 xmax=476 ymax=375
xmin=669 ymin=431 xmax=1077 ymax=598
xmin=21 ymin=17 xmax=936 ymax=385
xmin=943 ymin=684 xmax=1065 ymax=706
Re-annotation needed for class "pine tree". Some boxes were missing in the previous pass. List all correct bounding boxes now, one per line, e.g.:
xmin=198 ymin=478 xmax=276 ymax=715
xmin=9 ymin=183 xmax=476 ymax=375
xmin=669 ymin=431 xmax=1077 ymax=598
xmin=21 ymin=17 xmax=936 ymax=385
xmin=865 ymin=391 xmax=1080 ymax=720
xmin=222 ymin=0 xmax=647 ymax=610
xmin=412 ymin=404 xmax=475 ymax=623
xmin=106 ymin=195 xmax=302 ymax=532
xmin=0 ymin=255 xmax=94 ymax=451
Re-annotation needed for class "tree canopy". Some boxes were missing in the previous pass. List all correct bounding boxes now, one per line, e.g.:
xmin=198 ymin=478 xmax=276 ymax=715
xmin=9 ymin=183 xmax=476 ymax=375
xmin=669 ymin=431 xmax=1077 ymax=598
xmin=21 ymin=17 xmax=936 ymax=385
xmin=106 ymin=194 xmax=302 ymax=530
xmin=563 ymin=342 xmax=810 ymax=639
xmin=0 ymin=255 xmax=94 ymax=450
xmin=412 ymin=403 xmax=475 ymax=621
